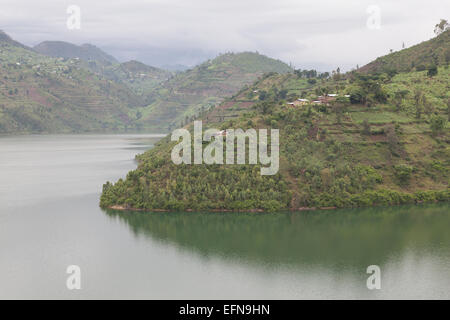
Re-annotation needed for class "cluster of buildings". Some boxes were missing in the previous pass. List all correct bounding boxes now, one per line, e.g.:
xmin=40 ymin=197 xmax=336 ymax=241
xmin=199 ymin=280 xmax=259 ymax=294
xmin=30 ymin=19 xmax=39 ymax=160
xmin=287 ymin=93 xmax=350 ymax=107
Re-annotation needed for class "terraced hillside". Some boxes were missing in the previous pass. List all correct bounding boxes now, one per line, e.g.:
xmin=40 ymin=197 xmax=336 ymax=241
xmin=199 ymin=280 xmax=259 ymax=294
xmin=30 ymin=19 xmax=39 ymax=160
xmin=1 ymin=31 xmax=295 ymax=134
xmin=103 ymin=60 xmax=173 ymax=101
xmin=101 ymin=31 xmax=450 ymax=212
xmin=34 ymin=40 xmax=173 ymax=100
xmin=136 ymin=52 xmax=293 ymax=132
xmin=0 ymin=33 xmax=145 ymax=133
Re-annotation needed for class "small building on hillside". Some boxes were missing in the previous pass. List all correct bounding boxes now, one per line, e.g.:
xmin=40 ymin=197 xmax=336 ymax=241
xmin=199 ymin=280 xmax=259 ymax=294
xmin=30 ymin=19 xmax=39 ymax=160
xmin=316 ymin=95 xmax=336 ymax=105
xmin=287 ymin=98 xmax=309 ymax=107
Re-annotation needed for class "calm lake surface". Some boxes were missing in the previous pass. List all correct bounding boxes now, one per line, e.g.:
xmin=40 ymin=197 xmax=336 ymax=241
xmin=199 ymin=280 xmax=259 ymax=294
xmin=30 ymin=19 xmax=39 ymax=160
xmin=0 ymin=134 xmax=449 ymax=299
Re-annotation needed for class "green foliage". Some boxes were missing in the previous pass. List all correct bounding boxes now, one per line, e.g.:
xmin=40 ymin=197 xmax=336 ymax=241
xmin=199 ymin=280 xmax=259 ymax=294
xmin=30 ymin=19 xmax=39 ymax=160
xmin=361 ymin=119 xmax=371 ymax=135
xmin=393 ymin=89 xmax=409 ymax=111
xmin=0 ymin=39 xmax=148 ymax=133
xmin=430 ymin=115 xmax=447 ymax=135
xmin=393 ymin=164 xmax=414 ymax=185
xmin=348 ymin=85 xmax=365 ymax=104
xmin=101 ymin=63 xmax=450 ymax=211
xmin=100 ymin=150 xmax=291 ymax=212
xmin=348 ymin=74 xmax=389 ymax=106
xmin=99 ymin=30 xmax=450 ymax=212
xmin=427 ymin=64 xmax=438 ymax=77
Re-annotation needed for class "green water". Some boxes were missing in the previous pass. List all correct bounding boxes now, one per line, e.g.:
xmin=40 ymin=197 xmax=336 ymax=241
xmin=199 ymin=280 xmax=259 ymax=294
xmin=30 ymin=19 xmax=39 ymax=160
xmin=0 ymin=135 xmax=449 ymax=299
xmin=105 ymin=205 xmax=450 ymax=271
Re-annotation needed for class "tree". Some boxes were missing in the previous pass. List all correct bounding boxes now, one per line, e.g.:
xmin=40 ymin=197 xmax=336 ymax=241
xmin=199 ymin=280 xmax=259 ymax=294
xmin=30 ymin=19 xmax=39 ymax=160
xmin=393 ymin=90 xmax=409 ymax=112
xmin=258 ymin=90 xmax=267 ymax=101
xmin=434 ymin=19 xmax=449 ymax=36
xmin=333 ymin=67 xmax=341 ymax=81
xmin=394 ymin=164 xmax=414 ymax=186
xmin=423 ymin=95 xmax=434 ymax=116
xmin=278 ymin=89 xmax=288 ymax=100
xmin=257 ymin=101 xmax=272 ymax=115
xmin=349 ymin=86 xmax=365 ymax=104
xmin=361 ymin=119 xmax=371 ymax=135
xmin=427 ymin=65 xmax=438 ymax=77
xmin=414 ymin=89 xmax=424 ymax=119
xmin=430 ymin=115 xmax=446 ymax=135
xmin=333 ymin=103 xmax=344 ymax=124
xmin=320 ymin=168 xmax=333 ymax=189
xmin=385 ymin=124 xmax=400 ymax=156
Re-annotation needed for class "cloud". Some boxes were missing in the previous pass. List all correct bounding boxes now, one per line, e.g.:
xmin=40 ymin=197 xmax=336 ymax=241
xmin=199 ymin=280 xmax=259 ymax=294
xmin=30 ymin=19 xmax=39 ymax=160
xmin=2 ymin=0 xmax=449 ymax=70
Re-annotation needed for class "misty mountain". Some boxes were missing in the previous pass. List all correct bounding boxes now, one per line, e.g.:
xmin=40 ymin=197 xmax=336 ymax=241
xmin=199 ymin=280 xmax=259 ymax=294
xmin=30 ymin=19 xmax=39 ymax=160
xmin=0 ymin=30 xmax=30 ymax=49
xmin=0 ymin=32 xmax=145 ymax=134
xmin=33 ymin=41 xmax=118 ymax=65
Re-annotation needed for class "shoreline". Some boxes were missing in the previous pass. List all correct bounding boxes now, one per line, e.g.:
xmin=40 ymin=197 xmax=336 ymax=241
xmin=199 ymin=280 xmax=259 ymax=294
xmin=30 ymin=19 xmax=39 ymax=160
xmin=105 ymin=200 xmax=447 ymax=214
xmin=107 ymin=205 xmax=329 ymax=212
xmin=0 ymin=132 xmax=167 ymax=138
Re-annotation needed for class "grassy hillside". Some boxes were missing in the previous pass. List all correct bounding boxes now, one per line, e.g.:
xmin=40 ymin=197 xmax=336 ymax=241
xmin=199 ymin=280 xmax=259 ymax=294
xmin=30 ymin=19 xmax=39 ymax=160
xmin=136 ymin=52 xmax=293 ymax=132
xmin=101 ymin=43 xmax=449 ymax=211
xmin=0 ymin=37 xmax=146 ymax=134
xmin=2 ymin=32 xmax=292 ymax=134
xmin=34 ymin=41 xmax=172 ymax=99
xmin=360 ymin=30 xmax=450 ymax=74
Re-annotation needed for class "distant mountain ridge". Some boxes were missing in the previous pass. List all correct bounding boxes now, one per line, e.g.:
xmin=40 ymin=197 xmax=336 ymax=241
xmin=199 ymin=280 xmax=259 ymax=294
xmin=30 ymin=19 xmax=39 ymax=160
xmin=0 ymin=33 xmax=146 ymax=134
xmin=33 ymin=40 xmax=173 ymax=103
xmin=0 ymin=31 xmax=293 ymax=134
xmin=33 ymin=41 xmax=118 ymax=65
xmin=137 ymin=51 xmax=293 ymax=131
xmin=0 ymin=30 xmax=30 ymax=49
xmin=162 ymin=64 xmax=191 ymax=72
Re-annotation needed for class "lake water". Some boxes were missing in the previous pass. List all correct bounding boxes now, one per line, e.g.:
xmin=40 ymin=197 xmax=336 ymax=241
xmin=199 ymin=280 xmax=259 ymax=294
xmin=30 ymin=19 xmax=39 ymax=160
xmin=0 ymin=134 xmax=449 ymax=299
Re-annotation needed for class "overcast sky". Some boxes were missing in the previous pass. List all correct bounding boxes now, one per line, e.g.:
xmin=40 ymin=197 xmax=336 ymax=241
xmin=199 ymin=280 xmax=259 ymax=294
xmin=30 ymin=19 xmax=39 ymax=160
xmin=1 ymin=0 xmax=448 ymax=70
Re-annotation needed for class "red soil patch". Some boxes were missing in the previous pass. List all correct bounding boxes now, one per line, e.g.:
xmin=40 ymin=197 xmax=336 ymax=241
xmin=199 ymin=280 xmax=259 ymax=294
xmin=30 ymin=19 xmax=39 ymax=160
xmin=238 ymin=102 xmax=254 ymax=109
xmin=27 ymin=87 xmax=52 ymax=107
xmin=219 ymin=101 xmax=235 ymax=109
xmin=369 ymin=134 xmax=387 ymax=142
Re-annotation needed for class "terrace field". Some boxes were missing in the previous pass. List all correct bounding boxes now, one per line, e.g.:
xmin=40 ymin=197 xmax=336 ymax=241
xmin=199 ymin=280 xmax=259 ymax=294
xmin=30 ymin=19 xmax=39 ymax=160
xmin=101 ymin=31 xmax=450 ymax=211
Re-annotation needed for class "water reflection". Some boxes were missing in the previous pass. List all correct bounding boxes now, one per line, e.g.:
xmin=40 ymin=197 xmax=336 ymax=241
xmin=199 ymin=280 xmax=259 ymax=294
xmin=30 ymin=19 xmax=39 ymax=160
xmin=104 ymin=204 xmax=450 ymax=270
